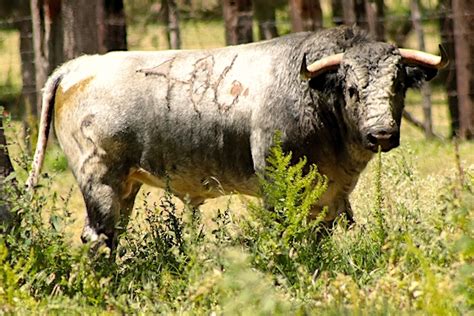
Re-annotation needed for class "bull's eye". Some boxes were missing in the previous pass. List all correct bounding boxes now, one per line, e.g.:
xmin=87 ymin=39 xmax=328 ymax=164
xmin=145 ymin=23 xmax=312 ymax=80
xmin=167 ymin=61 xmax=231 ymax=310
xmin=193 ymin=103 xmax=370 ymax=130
xmin=348 ymin=86 xmax=358 ymax=100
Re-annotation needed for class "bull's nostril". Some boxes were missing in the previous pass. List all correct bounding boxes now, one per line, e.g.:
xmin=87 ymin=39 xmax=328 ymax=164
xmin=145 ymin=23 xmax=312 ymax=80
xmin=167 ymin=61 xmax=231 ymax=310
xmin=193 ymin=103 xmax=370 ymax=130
xmin=367 ymin=133 xmax=378 ymax=145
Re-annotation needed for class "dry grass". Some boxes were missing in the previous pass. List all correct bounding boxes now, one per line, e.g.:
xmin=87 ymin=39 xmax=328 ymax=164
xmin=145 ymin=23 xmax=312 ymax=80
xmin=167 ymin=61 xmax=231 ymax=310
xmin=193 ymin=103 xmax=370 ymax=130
xmin=127 ymin=20 xmax=226 ymax=51
xmin=0 ymin=30 xmax=21 ymax=87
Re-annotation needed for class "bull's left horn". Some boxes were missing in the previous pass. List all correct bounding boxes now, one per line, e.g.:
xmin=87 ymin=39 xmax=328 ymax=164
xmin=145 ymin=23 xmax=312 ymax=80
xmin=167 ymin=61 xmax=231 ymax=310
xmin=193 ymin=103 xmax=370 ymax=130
xmin=300 ymin=53 xmax=344 ymax=80
xmin=399 ymin=45 xmax=449 ymax=69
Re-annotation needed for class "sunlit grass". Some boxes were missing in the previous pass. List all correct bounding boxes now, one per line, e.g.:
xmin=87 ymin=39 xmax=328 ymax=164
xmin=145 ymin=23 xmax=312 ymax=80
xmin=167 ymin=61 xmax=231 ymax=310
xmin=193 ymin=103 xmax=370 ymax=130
xmin=0 ymin=30 xmax=21 ymax=88
xmin=127 ymin=19 xmax=226 ymax=51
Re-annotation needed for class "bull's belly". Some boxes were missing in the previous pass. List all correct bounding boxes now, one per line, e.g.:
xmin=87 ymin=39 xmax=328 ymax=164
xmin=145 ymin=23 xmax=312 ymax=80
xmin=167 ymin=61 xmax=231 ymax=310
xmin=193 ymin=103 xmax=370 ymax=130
xmin=127 ymin=166 xmax=259 ymax=205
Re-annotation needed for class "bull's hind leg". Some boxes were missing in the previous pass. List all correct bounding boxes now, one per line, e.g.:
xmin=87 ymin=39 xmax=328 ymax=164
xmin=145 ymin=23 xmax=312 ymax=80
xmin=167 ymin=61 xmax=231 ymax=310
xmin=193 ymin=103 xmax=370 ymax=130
xmin=79 ymin=166 xmax=142 ymax=250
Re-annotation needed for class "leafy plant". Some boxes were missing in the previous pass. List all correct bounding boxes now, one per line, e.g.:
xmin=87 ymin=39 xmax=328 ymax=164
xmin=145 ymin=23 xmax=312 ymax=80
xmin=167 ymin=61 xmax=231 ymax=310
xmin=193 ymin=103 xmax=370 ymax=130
xmin=241 ymin=133 xmax=328 ymax=287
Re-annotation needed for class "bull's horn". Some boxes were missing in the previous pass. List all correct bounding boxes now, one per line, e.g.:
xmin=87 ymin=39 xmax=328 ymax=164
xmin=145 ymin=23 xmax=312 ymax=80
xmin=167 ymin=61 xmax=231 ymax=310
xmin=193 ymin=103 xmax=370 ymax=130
xmin=300 ymin=53 xmax=344 ymax=80
xmin=399 ymin=45 xmax=449 ymax=69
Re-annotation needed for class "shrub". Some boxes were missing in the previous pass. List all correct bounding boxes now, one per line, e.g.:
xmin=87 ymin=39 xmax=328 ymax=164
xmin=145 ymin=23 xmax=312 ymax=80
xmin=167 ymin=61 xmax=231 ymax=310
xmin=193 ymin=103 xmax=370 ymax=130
xmin=239 ymin=133 xmax=328 ymax=288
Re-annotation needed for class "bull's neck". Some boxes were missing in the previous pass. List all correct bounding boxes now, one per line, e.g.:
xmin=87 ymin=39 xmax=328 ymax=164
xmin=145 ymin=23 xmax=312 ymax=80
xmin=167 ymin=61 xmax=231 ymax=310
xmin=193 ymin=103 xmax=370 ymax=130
xmin=288 ymin=85 xmax=373 ymax=181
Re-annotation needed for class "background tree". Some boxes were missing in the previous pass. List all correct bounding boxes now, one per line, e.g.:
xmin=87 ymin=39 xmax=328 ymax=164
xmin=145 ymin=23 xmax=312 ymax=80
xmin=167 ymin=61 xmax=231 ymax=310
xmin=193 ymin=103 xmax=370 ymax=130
xmin=332 ymin=0 xmax=384 ymax=40
xmin=366 ymin=0 xmax=384 ymax=40
xmin=222 ymin=0 xmax=253 ymax=45
xmin=0 ymin=0 xmax=36 ymax=118
xmin=98 ymin=0 xmax=128 ymax=52
xmin=17 ymin=11 xmax=37 ymax=119
xmin=0 ymin=113 xmax=14 ymax=222
xmin=411 ymin=0 xmax=433 ymax=138
xmin=452 ymin=0 xmax=473 ymax=139
xmin=0 ymin=0 xmax=38 ymax=151
xmin=331 ymin=0 xmax=344 ymax=25
xmin=63 ymin=0 xmax=128 ymax=58
xmin=289 ymin=0 xmax=323 ymax=32
xmin=161 ymin=0 xmax=181 ymax=49
xmin=439 ymin=0 xmax=458 ymax=137
xmin=62 ymin=0 xmax=100 ymax=60
xmin=253 ymin=0 xmax=279 ymax=40
xmin=30 ymin=0 xmax=63 ymax=115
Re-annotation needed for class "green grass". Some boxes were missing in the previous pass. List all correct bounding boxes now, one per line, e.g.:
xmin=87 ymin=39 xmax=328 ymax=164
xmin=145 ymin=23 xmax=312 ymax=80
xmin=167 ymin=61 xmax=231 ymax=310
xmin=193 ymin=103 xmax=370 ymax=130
xmin=1 ymin=135 xmax=472 ymax=314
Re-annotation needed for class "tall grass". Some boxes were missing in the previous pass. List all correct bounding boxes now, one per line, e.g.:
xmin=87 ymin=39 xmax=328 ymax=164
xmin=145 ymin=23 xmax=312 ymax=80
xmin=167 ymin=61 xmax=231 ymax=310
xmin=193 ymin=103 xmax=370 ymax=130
xmin=0 ymin=137 xmax=472 ymax=314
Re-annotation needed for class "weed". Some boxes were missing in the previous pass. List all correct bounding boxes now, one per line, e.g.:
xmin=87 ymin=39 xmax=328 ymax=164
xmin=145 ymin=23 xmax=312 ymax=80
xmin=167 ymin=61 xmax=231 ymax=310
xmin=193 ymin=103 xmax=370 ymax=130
xmin=239 ymin=134 xmax=327 ymax=290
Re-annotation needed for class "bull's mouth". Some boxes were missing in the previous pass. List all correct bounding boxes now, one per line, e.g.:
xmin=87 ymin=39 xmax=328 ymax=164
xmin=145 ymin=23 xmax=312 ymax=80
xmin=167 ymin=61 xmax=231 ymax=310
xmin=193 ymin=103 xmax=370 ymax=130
xmin=364 ymin=131 xmax=400 ymax=153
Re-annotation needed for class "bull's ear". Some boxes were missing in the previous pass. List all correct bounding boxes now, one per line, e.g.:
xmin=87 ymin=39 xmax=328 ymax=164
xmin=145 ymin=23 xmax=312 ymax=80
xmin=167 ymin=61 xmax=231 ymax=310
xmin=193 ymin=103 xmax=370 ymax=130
xmin=308 ymin=71 xmax=340 ymax=91
xmin=400 ymin=45 xmax=448 ymax=88
xmin=405 ymin=65 xmax=438 ymax=88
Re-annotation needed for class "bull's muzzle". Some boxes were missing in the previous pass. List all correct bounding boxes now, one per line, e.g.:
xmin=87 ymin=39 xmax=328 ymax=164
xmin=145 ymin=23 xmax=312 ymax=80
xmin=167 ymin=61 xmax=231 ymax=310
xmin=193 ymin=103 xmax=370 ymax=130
xmin=365 ymin=127 xmax=400 ymax=152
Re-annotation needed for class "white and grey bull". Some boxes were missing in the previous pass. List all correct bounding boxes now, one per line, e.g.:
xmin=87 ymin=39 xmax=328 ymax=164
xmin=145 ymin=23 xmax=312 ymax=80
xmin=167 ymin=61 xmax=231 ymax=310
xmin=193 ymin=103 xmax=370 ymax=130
xmin=27 ymin=26 xmax=447 ymax=249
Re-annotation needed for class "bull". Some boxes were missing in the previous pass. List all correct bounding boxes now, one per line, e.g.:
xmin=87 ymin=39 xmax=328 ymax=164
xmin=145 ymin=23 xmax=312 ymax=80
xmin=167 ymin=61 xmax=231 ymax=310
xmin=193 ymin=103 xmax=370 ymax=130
xmin=26 ymin=26 xmax=447 ymax=249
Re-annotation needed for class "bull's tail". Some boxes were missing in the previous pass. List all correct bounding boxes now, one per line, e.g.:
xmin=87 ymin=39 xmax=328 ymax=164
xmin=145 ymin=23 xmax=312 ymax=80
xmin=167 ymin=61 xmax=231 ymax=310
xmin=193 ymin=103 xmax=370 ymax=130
xmin=25 ymin=70 xmax=65 ymax=190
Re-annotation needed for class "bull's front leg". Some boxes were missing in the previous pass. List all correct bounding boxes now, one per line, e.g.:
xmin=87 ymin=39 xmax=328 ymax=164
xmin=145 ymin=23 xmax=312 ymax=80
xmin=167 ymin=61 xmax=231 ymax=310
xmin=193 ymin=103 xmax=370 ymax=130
xmin=80 ymin=183 xmax=120 ymax=250
xmin=312 ymin=196 xmax=355 ymax=229
xmin=328 ymin=197 xmax=354 ymax=227
xmin=78 ymin=166 xmax=142 ymax=251
xmin=339 ymin=198 xmax=354 ymax=226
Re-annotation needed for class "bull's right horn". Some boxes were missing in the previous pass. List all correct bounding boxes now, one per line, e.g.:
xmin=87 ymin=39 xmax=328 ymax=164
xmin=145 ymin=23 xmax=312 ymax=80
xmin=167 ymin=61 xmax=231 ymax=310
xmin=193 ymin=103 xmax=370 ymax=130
xmin=300 ymin=53 xmax=344 ymax=80
xmin=399 ymin=44 xmax=449 ymax=69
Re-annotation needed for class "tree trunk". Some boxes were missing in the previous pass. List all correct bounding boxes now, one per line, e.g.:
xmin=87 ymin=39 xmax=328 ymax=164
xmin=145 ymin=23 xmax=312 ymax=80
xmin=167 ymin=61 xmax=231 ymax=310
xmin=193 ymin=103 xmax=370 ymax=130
xmin=30 ymin=0 xmax=47 ymax=118
xmin=354 ymin=0 xmax=368 ymax=29
xmin=62 ymin=0 xmax=100 ymax=60
xmin=342 ymin=0 xmax=356 ymax=24
xmin=339 ymin=0 xmax=384 ymax=40
xmin=161 ymin=0 xmax=181 ymax=49
xmin=48 ymin=0 xmax=63 ymax=67
xmin=9 ymin=1 xmax=38 ymax=119
xmin=365 ymin=0 xmax=384 ymax=41
xmin=452 ymin=0 xmax=474 ymax=139
xmin=0 ymin=114 xmax=14 ymax=223
xmin=30 ymin=0 xmax=62 ymax=149
xmin=18 ymin=20 xmax=36 ymax=115
xmin=254 ymin=0 xmax=278 ymax=40
xmin=17 ymin=19 xmax=37 ymax=152
xmin=97 ymin=0 xmax=128 ymax=52
xmin=411 ymin=0 xmax=433 ymax=138
xmin=331 ymin=0 xmax=344 ymax=25
xmin=289 ymin=0 xmax=323 ymax=32
xmin=0 ymin=117 xmax=14 ymax=185
xmin=222 ymin=0 xmax=253 ymax=45
xmin=439 ymin=0 xmax=459 ymax=137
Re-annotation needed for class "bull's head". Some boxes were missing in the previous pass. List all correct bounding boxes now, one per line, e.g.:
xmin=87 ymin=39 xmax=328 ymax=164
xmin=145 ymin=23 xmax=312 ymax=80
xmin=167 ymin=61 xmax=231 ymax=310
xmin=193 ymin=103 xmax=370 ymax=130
xmin=301 ymin=43 xmax=448 ymax=152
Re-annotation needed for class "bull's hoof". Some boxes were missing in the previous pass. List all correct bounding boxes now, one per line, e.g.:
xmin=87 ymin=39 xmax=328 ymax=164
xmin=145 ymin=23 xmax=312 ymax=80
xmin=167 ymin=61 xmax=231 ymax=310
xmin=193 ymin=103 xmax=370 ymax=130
xmin=81 ymin=225 xmax=115 ymax=257
xmin=322 ymin=211 xmax=355 ymax=231
xmin=343 ymin=209 xmax=355 ymax=228
xmin=81 ymin=224 xmax=100 ymax=244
